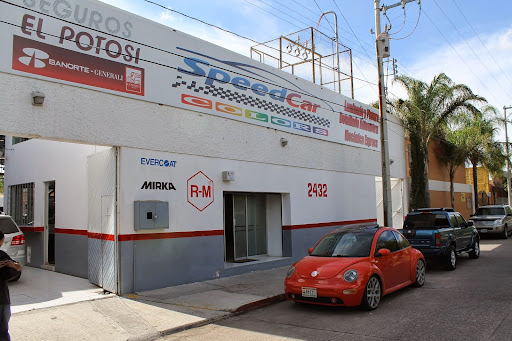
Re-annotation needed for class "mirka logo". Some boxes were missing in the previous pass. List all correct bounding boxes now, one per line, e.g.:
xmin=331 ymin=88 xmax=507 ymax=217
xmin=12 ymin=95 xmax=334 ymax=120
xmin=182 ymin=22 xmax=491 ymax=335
xmin=141 ymin=181 xmax=176 ymax=190
xmin=19 ymin=48 xmax=49 ymax=68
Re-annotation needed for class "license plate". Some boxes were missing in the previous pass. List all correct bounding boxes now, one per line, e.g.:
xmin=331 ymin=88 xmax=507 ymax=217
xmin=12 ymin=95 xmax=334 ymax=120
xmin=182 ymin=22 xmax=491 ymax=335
xmin=302 ymin=287 xmax=317 ymax=298
xmin=480 ymin=229 xmax=488 ymax=233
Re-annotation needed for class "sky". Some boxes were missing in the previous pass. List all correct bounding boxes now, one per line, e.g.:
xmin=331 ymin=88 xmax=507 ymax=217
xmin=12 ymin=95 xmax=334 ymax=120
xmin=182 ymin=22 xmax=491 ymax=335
xmin=99 ymin=0 xmax=512 ymax=142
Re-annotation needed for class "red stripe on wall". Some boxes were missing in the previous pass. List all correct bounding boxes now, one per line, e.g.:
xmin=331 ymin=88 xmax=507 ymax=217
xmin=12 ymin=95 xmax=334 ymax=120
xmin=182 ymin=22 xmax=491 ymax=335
xmin=19 ymin=226 xmax=44 ymax=233
xmin=55 ymin=228 xmax=88 ymax=236
xmin=118 ymin=230 xmax=224 ymax=241
xmin=53 ymin=228 xmax=223 ymax=241
xmin=282 ymin=218 xmax=377 ymax=231
xmin=88 ymin=233 xmax=115 ymax=241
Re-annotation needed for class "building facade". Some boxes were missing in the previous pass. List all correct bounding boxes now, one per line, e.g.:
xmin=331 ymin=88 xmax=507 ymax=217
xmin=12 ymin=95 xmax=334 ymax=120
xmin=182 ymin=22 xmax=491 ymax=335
xmin=1 ymin=0 xmax=406 ymax=294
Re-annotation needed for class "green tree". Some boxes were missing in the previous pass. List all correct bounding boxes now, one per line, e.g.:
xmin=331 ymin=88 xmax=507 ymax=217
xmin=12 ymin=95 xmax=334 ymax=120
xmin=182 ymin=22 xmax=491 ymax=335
xmin=457 ymin=106 xmax=506 ymax=210
xmin=393 ymin=73 xmax=485 ymax=209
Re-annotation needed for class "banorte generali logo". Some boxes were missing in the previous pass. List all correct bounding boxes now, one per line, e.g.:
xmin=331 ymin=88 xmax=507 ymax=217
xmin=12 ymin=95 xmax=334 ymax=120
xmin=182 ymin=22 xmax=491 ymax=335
xmin=18 ymin=48 xmax=49 ymax=68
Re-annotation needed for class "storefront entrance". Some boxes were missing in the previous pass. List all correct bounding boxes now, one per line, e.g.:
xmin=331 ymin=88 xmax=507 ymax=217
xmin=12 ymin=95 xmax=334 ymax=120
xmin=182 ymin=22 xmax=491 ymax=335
xmin=224 ymin=193 xmax=268 ymax=262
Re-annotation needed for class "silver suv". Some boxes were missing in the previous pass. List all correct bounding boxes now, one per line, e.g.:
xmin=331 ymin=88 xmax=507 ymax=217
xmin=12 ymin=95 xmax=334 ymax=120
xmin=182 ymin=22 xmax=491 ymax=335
xmin=0 ymin=215 xmax=26 ymax=281
xmin=469 ymin=205 xmax=512 ymax=239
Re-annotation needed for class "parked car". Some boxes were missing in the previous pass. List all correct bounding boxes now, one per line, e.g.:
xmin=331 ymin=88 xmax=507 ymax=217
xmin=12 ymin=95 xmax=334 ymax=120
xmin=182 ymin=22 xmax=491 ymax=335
xmin=284 ymin=224 xmax=425 ymax=310
xmin=0 ymin=215 xmax=25 ymax=281
xmin=401 ymin=208 xmax=479 ymax=271
xmin=468 ymin=205 xmax=512 ymax=239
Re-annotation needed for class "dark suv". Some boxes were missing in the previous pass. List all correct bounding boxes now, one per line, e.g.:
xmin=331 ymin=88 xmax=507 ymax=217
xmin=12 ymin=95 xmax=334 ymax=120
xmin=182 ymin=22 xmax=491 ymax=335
xmin=400 ymin=208 xmax=480 ymax=270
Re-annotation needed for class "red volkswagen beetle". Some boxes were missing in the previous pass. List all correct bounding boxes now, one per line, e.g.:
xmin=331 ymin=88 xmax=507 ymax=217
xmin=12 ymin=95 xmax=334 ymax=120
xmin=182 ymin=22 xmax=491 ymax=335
xmin=284 ymin=224 xmax=425 ymax=310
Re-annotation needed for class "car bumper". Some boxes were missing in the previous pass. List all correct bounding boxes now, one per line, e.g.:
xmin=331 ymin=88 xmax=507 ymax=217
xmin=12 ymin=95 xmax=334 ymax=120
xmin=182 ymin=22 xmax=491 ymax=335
xmin=475 ymin=225 xmax=505 ymax=235
xmin=284 ymin=276 xmax=366 ymax=307
xmin=410 ymin=246 xmax=444 ymax=257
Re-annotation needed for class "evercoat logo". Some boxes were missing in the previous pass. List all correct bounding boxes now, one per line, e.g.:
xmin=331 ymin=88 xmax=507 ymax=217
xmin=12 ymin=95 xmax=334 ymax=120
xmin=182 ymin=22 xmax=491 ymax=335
xmin=19 ymin=48 xmax=49 ymax=68
xmin=140 ymin=158 xmax=177 ymax=168
xmin=141 ymin=181 xmax=176 ymax=190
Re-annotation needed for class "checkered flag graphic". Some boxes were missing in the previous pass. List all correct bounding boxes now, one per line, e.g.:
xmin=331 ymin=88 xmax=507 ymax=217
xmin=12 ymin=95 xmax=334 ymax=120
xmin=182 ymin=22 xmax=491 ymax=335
xmin=172 ymin=77 xmax=330 ymax=128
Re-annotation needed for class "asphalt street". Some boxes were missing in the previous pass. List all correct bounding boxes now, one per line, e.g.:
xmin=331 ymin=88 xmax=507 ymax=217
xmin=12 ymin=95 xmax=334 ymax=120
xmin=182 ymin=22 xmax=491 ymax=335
xmin=159 ymin=237 xmax=512 ymax=341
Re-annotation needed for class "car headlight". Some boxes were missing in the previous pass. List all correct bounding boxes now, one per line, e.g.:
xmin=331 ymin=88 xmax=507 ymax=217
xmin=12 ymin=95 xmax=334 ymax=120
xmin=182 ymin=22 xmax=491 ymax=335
xmin=286 ymin=266 xmax=295 ymax=278
xmin=494 ymin=219 xmax=503 ymax=226
xmin=343 ymin=269 xmax=358 ymax=282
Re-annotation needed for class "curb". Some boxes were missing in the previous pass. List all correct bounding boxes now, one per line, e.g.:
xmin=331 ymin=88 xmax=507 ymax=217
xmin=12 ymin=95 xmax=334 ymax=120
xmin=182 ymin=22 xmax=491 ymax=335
xmin=153 ymin=294 xmax=287 ymax=340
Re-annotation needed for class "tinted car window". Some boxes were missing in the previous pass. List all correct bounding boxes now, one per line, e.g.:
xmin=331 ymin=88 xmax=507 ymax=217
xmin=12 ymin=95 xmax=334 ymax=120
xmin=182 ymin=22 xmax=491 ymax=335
xmin=375 ymin=230 xmax=400 ymax=253
xmin=393 ymin=231 xmax=410 ymax=250
xmin=450 ymin=215 xmax=458 ymax=228
xmin=311 ymin=231 xmax=374 ymax=257
xmin=476 ymin=207 xmax=505 ymax=216
xmin=0 ymin=218 xmax=20 ymax=234
xmin=506 ymin=206 xmax=512 ymax=215
xmin=456 ymin=214 xmax=468 ymax=228
xmin=404 ymin=213 xmax=450 ymax=229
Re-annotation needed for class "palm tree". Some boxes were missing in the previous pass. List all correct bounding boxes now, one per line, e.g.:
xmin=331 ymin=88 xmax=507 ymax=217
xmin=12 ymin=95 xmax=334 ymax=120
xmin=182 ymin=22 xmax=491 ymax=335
xmin=458 ymin=106 xmax=506 ymax=210
xmin=393 ymin=73 xmax=485 ymax=209
xmin=438 ymin=131 xmax=469 ymax=209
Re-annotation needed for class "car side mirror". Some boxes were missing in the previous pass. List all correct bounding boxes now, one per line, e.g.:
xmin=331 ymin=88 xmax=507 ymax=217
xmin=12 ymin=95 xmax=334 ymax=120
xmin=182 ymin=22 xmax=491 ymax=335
xmin=468 ymin=221 xmax=474 ymax=227
xmin=376 ymin=248 xmax=391 ymax=257
xmin=308 ymin=247 xmax=314 ymax=255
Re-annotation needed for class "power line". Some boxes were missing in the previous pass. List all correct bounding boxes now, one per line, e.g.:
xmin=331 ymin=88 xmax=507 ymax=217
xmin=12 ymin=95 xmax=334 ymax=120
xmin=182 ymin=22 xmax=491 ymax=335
xmin=420 ymin=7 xmax=501 ymax=105
xmin=432 ymin=0 xmax=512 ymax=101
xmin=451 ymin=0 xmax=512 ymax=88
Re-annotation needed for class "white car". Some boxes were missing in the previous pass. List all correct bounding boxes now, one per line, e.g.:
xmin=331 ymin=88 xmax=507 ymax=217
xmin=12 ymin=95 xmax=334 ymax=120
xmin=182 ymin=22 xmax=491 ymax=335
xmin=0 ymin=215 xmax=26 ymax=281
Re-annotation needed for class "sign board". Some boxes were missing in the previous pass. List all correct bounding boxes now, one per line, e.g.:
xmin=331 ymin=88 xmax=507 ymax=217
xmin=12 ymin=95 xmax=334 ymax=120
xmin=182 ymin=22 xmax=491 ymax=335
xmin=0 ymin=0 xmax=380 ymax=151
xmin=187 ymin=171 xmax=214 ymax=212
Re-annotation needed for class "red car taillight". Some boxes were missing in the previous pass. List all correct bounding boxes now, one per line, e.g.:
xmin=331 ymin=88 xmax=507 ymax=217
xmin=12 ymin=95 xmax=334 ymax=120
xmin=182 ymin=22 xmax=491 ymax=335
xmin=11 ymin=235 xmax=25 ymax=246
xmin=435 ymin=233 xmax=441 ymax=247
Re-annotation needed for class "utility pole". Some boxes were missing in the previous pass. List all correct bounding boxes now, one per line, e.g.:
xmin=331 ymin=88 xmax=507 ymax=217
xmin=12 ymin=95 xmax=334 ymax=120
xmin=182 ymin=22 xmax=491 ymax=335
xmin=504 ymin=106 xmax=512 ymax=205
xmin=374 ymin=0 xmax=418 ymax=227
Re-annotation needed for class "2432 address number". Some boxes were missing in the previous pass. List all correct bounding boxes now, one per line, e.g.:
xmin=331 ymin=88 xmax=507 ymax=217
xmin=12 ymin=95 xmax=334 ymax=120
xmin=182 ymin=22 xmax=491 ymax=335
xmin=308 ymin=183 xmax=327 ymax=197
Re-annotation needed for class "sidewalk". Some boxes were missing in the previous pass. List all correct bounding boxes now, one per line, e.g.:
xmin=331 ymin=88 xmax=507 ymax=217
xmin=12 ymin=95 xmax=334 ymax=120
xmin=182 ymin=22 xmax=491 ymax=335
xmin=10 ymin=266 xmax=289 ymax=341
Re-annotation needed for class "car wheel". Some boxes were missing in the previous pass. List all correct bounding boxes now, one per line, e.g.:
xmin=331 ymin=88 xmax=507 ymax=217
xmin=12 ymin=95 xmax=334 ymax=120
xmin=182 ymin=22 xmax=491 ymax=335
xmin=361 ymin=275 xmax=381 ymax=311
xmin=502 ymin=225 xmax=508 ymax=239
xmin=469 ymin=238 xmax=480 ymax=259
xmin=446 ymin=245 xmax=456 ymax=271
xmin=413 ymin=259 xmax=426 ymax=287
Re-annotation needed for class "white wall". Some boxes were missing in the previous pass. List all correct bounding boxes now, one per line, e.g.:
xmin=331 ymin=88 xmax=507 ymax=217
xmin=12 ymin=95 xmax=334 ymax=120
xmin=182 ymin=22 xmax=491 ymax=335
xmin=3 ymin=138 xmax=109 ymax=229
xmin=119 ymin=147 xmax=378 ymax=235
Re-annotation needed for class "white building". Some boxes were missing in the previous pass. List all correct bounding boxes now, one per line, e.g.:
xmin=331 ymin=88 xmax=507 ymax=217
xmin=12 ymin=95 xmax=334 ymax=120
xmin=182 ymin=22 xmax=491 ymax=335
xmin=0 ymin=0 xmax=407 ymax=294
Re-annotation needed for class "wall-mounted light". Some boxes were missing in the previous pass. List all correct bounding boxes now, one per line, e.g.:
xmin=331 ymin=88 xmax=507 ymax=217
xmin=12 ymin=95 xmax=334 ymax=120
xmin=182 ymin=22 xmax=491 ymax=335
xmin=31 ymin=91 xmax=45 ymax=105
xmin=280 ymin=137 xmax=288 ymax=147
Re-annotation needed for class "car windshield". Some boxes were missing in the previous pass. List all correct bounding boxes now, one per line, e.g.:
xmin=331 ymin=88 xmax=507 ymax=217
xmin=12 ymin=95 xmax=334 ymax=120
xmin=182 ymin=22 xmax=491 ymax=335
xmin=404 ymin=213 xmax=450 ymax=229
xmin=310 ymin=231 xmax=374 ymax=257
xmin=0 ymin=218 xmax=20 ymax=234
xmin=475 ymin=207 xmax=505 ymax=216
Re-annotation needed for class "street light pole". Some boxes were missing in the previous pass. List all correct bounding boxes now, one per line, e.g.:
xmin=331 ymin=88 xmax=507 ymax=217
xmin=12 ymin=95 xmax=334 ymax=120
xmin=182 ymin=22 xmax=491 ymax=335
xmin=374 ymin=0 xmax=418 ymax=227
xmin=504 ymin=106 xmax=512 ymax=205
xmin=374 ymin=0 xmax=393 ymax=227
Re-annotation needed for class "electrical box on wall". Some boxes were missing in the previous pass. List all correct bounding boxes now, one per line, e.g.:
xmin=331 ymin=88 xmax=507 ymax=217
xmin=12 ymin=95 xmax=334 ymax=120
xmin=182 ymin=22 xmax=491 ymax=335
xmin=222 ymin=171 xmax=235 ymax=181
xmin=134 ymin=201 xmax=169 ymax=230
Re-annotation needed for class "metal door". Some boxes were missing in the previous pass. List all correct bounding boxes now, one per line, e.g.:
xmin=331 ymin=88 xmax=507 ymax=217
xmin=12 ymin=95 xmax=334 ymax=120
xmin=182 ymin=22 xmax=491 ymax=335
xmin=87 ymin=148 xmax=117 ymax=293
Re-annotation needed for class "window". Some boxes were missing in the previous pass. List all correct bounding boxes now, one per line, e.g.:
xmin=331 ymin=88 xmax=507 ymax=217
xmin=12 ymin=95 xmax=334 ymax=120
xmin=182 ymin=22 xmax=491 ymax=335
xmin=11 ymin=137 xmax=30 ymax=145
xmin=476 ymin=207 xmax=505 ymax=216
xmin=9 ymin=183 xmax=34 ymax=226
xmin=375 ymin=230 xmax=400 ymax=253
xmin=393 ymin=231 xmax=410 ymax=250
xmin=450 ymin=215 xmax=459 ymax=228
xmin=404 ymin=213 xmax=450 ymax=229
xmin=456 ymin=214 xmax=468 ymax=228
xmin=310 ymin=232 xmax=374 ymax=257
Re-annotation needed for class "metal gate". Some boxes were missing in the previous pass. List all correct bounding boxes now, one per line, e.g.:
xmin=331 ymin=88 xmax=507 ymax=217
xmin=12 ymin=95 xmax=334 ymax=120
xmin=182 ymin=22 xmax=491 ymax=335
xmin=376 ymin=177 xmax=404 ymax=229
xmin=87 ymin=148 xmax=117 ymax=293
